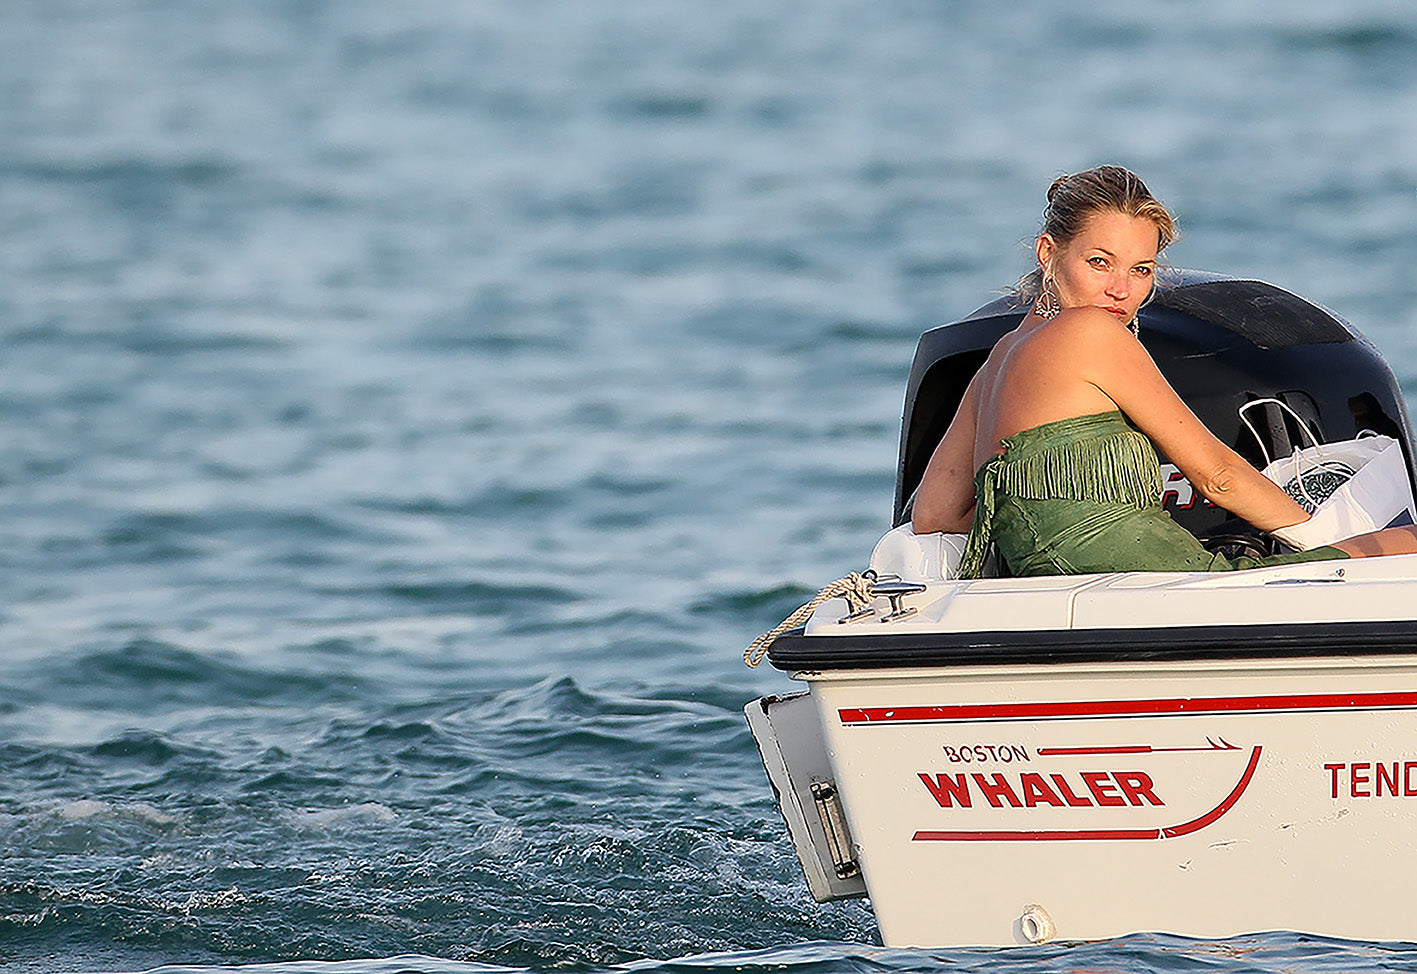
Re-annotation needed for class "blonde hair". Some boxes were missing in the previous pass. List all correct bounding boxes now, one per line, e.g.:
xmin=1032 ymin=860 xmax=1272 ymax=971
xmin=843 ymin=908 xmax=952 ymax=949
xmin=1015 ymin=166 xmax=1178 ymax=300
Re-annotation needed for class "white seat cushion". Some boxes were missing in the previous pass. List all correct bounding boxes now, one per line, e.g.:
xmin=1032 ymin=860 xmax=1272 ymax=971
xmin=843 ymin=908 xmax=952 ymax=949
xmin=868 ymin=525 xmax=970 ymax=581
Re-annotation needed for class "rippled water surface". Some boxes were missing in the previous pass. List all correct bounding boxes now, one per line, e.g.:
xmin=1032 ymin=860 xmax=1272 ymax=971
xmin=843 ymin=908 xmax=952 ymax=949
xmin=4 ymin=2 xmax=1417 ymax=973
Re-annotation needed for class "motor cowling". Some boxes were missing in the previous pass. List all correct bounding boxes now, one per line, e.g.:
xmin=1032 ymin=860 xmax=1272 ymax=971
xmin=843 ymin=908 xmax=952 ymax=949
xmin=894 ymin=272 xmax=1417 ymax=544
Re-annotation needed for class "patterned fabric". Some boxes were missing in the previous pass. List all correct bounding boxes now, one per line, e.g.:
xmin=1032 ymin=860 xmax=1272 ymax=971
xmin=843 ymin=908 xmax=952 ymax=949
xmin=957 ymin=410 xmax=1347 ymax=579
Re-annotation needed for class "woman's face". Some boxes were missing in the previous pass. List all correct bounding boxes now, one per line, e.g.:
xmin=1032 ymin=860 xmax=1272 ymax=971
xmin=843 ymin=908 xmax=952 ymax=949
xmin=1036 ymin=209 xmax=1160 ymax=324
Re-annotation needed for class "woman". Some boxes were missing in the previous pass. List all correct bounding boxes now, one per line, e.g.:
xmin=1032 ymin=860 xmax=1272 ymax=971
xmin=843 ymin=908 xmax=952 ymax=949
xmin=910 ymin=165 xmax=1417 ymax=578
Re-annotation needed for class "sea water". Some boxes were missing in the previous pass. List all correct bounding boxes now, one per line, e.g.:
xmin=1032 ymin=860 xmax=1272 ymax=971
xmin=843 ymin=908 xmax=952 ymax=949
xmin=2 ymin=2 xmax=1417 ymax=972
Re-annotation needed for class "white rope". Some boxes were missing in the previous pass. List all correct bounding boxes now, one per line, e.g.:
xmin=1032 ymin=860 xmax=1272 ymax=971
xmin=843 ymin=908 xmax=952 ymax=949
xmin=743 ymin=572 xmax=877 ymax=668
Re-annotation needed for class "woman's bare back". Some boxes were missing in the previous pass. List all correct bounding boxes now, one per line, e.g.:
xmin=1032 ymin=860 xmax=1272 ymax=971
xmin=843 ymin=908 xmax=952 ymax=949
xmin=968 ymin=312 xmax=1123 ymax=469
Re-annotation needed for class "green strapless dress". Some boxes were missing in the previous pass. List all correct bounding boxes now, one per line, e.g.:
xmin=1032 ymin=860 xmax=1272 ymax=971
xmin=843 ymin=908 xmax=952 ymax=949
xmin=956 ymin=410 xmax=1348 ymax=579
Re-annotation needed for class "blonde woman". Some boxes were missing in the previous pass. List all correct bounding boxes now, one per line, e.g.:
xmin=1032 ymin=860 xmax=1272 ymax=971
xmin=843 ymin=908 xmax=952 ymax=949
xmin=910 ymin=166 xmax=1417 ymax=577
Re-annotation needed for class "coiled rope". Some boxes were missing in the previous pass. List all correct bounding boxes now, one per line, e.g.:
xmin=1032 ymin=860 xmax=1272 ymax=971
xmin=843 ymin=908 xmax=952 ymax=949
xmin=743 ymin=572 xmax=877 ymax=668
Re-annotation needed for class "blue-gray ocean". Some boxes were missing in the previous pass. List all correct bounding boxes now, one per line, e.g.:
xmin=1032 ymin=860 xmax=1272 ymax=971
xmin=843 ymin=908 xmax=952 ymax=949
xmin=4 ymin=2 xmax=1417 ymax=972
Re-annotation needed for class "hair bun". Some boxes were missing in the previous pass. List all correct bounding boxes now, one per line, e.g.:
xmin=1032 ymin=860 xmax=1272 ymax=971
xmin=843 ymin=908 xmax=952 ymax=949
xmin=1035 ymin=165 xmax=1176 ymax=253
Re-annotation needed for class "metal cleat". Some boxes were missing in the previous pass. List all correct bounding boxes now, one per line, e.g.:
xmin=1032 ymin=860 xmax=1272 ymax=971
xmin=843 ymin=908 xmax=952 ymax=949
xmin=872 ymin=579 xmax=927 ymax=623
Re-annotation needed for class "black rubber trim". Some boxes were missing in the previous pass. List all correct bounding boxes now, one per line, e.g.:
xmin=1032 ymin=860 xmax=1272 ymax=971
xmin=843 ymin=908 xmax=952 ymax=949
xmin=766 ymin=620 xmax=1417 ymax=671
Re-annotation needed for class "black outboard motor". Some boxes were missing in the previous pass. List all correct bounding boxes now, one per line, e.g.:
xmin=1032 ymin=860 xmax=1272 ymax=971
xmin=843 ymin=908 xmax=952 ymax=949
xmin=895 ymin=272 xmax=1417 ymax=550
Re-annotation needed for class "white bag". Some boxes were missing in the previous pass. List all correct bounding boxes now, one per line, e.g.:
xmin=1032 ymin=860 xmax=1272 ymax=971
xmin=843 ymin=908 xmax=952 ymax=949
xmin=1239 ymin=398 xmax=1416 ymax=549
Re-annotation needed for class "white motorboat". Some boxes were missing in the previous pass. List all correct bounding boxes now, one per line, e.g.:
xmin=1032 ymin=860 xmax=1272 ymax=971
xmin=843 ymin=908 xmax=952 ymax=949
xmin=745 ymin=272 xmax=1417 ymax=948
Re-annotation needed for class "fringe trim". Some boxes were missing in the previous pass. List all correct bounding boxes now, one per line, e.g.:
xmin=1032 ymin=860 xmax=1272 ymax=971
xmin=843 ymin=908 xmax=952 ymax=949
xmin=994 ymin=430 xmax=1162 ymax=504
xmin=957 ymin=429 xmax=1163 ymax=579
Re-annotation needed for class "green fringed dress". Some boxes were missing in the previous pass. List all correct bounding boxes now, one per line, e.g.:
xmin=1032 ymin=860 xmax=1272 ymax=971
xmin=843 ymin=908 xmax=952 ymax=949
xmin=956 ymin=410 xmax=1348 ymax=579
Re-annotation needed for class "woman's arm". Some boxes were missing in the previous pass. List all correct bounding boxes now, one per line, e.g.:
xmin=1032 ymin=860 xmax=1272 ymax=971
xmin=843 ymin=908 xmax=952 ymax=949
xmin=911 ymin=374 xmax=982 ymax=534
xmin=1071 ymin=312 xmax=1310 ymax=532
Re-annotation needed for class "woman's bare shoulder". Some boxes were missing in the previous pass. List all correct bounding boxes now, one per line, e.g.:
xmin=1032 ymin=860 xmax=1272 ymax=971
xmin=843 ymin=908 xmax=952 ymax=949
xmin=1042 ymin=307 xmax=1133 ymax=339
xmin=1021 ymin=308 xmax=1133 ymax=362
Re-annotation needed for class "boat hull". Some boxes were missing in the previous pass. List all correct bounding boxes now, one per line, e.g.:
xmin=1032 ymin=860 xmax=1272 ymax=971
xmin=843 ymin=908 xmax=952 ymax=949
xmin=801 ymin=653 xmax=1417 ymax=947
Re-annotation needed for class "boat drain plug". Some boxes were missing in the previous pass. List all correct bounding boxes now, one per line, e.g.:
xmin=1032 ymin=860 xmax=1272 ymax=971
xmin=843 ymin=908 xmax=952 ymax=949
xmin=1018 ymin=904 xmax=1055 ymax=944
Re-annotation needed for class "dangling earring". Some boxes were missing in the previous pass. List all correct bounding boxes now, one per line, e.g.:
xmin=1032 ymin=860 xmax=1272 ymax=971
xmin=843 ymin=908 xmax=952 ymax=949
xmin=1126 ymin=317 xmax=1140 ymax=337
xmin=1033 ymin=277 xmax=1061 ymax=320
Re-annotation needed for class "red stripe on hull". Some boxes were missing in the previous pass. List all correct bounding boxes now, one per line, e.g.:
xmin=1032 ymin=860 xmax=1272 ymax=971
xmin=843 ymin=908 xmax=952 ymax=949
xmin=841 ymin=691 xmax=1417 ymax=725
